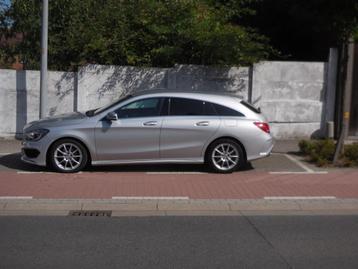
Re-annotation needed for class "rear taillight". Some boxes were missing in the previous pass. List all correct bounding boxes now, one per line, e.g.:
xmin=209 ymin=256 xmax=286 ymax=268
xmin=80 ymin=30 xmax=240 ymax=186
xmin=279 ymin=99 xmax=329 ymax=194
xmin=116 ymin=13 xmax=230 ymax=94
xmin=254 ymin=122 xmax=270 ymax=134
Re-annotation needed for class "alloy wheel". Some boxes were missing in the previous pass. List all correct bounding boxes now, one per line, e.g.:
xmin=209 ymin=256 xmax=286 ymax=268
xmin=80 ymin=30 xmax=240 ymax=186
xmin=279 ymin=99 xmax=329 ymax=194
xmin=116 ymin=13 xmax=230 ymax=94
xmin=54 ymin=143 xmax=83 ymax=171
xmin=211 ymin=143 xmax=239 ymax=171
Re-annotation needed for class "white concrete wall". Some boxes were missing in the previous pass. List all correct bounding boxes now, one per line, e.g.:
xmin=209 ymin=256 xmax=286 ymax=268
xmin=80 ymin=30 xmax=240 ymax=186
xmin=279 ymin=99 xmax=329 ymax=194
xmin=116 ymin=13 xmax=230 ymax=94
xmin=77 ymin=65 xmax=168 ymax=111
xmin=0 ymin=62 xmax=331 ymax=139
xmin=76 ymin=64 xmax=249 ymax=111
xmin=0 ymin=69 xmax=75 ymax=138
xmin=169 ymin=65 xmax=249 ymax=99
xmin=253 ymin=61 xmax=327 ymax=139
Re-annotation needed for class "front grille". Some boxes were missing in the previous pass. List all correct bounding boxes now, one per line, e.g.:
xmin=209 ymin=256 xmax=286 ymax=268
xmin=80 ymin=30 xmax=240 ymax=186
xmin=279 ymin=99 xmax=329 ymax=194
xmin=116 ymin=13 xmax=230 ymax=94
xmin=69 ymin=210 xmax=112 ymax=217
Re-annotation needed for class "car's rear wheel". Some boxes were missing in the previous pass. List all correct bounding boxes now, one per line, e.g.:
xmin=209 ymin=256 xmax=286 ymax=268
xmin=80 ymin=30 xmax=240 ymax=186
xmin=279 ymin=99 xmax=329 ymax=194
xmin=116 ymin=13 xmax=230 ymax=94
xmin=49 ymin=139 xmax=88 ymax=173
xmin=206 ymin=139 xmax=245 ymax=173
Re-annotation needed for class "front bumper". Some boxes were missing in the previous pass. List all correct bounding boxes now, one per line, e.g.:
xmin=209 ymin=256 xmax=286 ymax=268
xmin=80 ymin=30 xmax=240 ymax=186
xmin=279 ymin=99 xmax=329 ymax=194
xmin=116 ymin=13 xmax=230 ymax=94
xmin=21 ymin=140 xmax=48 ymax=167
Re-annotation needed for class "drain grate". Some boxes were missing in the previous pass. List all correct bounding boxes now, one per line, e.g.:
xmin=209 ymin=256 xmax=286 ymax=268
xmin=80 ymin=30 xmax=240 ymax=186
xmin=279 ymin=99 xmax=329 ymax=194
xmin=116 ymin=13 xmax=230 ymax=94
xmin=69 ymin=210 xmax=112 ymax=217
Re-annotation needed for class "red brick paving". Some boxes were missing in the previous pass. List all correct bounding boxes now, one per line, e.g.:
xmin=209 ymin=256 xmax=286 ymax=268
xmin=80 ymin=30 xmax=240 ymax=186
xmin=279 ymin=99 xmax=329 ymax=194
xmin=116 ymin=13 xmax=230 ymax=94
xmin=0 ymin=170 xmax=358 ymax=199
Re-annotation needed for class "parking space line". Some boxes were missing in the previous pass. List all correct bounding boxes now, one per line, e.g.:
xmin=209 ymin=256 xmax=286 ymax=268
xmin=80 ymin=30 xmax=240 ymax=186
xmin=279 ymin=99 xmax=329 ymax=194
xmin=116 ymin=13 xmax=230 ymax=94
xmin=17 ymin=171 xmax=44 ymax=174
xmin=16 ymin=171 xmax=81 ymax=174
xmin=0 ymin=196 xmax=33 ymax=199
xmin=146 ymin=172 xmax=206 ymax=175
xmin=264 ymin=196 xmax=336 ymax=200
xmin=269 ymin=171 xmax=328 ymax=175
xmin=284 ymin=154 xmax=314 ymax=172
xmin=112 ymin=196 xmax=190 ymax=200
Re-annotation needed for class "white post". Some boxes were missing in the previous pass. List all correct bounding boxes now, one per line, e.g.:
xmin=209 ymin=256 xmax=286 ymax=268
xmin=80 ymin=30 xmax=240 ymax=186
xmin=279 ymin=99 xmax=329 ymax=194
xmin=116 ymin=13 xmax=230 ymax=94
xmin=326 ymin=48 xmax=338 ymax=124
xmin=39 ymin=0 xmax=48 ymax=118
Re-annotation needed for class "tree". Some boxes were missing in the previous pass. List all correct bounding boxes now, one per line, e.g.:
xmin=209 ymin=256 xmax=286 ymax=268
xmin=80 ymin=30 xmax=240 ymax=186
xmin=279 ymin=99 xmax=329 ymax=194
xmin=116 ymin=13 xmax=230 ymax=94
xmin=0 ymin=0 xmax=273 ymax=70
xmin=239 ymin=0 xmax=358 ymax=61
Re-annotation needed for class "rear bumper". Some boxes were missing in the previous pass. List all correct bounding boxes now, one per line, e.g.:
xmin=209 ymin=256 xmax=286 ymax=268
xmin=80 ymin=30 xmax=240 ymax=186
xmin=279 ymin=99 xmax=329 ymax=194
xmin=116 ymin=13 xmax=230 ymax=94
xmin=247 ymin=137 xmax=274 ymax=161
xmin=259 ymin=142 xmax=274 ymax=157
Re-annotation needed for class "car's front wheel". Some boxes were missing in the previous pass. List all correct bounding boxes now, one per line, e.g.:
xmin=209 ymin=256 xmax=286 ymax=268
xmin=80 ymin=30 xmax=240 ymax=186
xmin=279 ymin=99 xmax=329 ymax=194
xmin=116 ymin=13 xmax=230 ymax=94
xmin=49 ymin=139 xmax=88 ymax=173
xmin=206 ymin=139 xmax=245 ymax=173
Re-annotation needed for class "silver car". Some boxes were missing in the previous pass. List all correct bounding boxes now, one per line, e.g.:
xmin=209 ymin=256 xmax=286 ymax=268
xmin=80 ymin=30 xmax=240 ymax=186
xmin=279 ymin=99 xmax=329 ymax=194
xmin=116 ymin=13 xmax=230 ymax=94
xmin=22 ymin=91 xmax=273 ymax=173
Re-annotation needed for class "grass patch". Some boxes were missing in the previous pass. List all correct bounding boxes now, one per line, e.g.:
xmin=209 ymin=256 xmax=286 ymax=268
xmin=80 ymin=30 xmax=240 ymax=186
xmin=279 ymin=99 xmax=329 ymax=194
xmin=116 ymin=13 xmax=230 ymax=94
xmin=298 ymin=139 xmax=358 ymax=167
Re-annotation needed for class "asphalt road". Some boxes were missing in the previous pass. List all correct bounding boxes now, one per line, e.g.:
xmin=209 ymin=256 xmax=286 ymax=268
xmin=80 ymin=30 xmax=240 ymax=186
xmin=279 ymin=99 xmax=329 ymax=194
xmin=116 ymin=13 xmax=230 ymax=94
xmin=1 ymin=215 xmax=358 ymax=269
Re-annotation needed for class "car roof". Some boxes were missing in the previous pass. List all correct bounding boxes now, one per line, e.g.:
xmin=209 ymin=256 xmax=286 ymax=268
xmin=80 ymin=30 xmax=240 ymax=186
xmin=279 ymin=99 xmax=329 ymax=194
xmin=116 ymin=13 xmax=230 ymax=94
xmin=94 ymin=89 xmax=262 ymax=120
xmin=122 ymin=89 xmax=261 ymax=117
xmin=131 ymin=89 xmax=243 ymax=102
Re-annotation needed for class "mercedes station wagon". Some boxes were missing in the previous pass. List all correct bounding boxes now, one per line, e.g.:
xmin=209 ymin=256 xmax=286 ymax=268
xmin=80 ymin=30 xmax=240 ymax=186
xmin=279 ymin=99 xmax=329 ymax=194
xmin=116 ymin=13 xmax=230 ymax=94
xmin=22 ymin=91 xmax=273 ymax=173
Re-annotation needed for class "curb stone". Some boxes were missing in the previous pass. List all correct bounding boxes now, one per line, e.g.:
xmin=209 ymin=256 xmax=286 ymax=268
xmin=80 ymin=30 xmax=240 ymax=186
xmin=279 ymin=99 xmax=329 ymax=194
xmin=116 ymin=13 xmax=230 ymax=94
xmin=1 ymin=198 xmax=358 ymax=216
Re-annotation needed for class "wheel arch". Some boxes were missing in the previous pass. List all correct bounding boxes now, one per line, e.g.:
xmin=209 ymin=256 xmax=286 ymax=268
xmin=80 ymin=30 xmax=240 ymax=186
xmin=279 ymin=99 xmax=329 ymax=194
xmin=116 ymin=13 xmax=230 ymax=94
xmin=46 ymin=136 xmax=92 ymax=166
xmin=204 ymin=136 xmax=247 ymax=163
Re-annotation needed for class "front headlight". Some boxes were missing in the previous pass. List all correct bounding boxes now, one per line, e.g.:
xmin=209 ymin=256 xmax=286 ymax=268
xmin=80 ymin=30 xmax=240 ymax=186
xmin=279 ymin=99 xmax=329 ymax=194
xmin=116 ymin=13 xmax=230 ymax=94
xmin=24 ymin=129 xmax=49 ymax=141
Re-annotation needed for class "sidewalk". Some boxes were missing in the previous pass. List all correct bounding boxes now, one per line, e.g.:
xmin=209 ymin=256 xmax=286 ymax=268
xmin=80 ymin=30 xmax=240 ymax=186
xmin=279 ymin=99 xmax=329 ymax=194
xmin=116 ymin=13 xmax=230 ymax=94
xmin=2 ymin=198 xmax=358 ymax=216
xmin=272 ymin=139 xmax=300 ymax=153
xmin=0 ymin=138 xmax=21 ymax=153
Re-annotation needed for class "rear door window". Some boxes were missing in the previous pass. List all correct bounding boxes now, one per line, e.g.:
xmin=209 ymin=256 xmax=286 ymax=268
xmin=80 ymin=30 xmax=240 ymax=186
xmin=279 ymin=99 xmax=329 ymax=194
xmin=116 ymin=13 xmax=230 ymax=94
xmin=169 ymin=98 xmax=205 ymax=116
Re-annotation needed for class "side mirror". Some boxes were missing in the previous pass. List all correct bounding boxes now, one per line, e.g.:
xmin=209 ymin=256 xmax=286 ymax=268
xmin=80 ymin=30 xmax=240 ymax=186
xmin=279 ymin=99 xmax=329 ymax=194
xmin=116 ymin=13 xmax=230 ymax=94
xmin=105 ymin=112 xmax=118 ymax=121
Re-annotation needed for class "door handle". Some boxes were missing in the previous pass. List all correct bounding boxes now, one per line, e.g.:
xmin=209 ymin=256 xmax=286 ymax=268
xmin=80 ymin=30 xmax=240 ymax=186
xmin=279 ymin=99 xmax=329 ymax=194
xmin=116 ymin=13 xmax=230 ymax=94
xmin=195 ymin=121 xmax=209 ymax=126
xmin=143 ymin=121 xmax=158 ymax=126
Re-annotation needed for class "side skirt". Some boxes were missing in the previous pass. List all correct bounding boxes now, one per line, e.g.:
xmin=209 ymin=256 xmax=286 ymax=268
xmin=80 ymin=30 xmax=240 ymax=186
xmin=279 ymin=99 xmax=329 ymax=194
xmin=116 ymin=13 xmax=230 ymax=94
xmin=91 ymin=158 xmax=204 ymax=166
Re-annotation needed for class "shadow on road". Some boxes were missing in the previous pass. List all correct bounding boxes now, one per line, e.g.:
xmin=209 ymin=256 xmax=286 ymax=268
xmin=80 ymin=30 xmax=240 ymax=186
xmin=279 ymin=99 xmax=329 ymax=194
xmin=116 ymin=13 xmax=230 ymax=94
xmin=0 ymin=152 xmax=254 ymax=173
xmin=0 ymin=153 xmax=47 ymax=172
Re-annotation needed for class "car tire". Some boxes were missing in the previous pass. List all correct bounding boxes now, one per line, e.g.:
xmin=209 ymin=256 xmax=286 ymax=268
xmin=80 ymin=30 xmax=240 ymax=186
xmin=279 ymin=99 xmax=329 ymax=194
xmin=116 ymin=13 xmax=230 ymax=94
xmin=206 ymin=139 xmax=245 ymax=173
xmin=49 ymin=139 xmax=88 ymax=173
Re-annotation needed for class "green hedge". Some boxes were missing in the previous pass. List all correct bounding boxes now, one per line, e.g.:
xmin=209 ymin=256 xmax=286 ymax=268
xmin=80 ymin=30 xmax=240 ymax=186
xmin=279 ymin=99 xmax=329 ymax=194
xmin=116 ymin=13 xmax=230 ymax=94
xmin=298 ymin=139 xmax=358 ymax=167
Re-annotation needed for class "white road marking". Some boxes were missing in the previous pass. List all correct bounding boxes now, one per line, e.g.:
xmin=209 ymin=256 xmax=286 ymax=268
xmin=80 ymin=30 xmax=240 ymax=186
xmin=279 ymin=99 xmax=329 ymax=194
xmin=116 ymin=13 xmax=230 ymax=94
xmin=264 ymin=196 xmax=336 ymax=200
xmin=146 ymin=172 xmax=205 ymax=175
xmin=269 ymin=171 xmax=328 ymax=175
xmin=17 ymin=171 xmax=44 ymax=174
xmin=284 ymin=153 xmax=315 ymax=173
xmin=112 ymin=196 xmax=190 ymax=200
xmin=0 ymin=196 xmax=33 ymax=199
xmin=16 ymin=171 xmax=78 ymax=174
xmin=0 ymin=153 xmax=12 ymax=156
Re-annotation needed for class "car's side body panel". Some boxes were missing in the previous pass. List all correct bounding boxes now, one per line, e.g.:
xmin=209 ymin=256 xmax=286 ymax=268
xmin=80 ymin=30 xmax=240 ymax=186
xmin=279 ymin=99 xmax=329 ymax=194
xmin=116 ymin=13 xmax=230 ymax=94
xmin=94 ymin=116 xmax=163 ymax=161
xmin=160 ymin=115 xmax=220 ymax=160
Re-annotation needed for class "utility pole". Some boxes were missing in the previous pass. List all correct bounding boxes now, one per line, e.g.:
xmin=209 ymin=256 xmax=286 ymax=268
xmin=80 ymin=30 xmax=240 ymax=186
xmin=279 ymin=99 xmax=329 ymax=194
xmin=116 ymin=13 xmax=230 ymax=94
xmin=333 ymin=37 xmax=355 ymax=164
xmin=39 ymin=0 xmax=48 ymax=119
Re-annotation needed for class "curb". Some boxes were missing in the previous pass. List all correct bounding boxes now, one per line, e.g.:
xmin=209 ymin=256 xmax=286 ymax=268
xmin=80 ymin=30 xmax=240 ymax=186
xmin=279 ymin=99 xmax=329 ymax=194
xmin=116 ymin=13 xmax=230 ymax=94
xmin=2 ymin=198 xmax=358 ymax=216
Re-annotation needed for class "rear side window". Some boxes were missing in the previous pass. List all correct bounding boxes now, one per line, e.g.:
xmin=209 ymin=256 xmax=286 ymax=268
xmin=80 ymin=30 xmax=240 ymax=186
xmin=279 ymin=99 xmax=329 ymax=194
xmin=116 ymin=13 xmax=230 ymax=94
xmin=169 ymin=98 xmax=205 ymax=116
xmin=212 ymin=103 xmax=244 ymax=117
xmin=240 ymin=100 xmax=261 ymax=114
xmin=168 ymin=98 xmax=244 ymax=117
xmin=203 ymin=102 xmax=217 ymax=115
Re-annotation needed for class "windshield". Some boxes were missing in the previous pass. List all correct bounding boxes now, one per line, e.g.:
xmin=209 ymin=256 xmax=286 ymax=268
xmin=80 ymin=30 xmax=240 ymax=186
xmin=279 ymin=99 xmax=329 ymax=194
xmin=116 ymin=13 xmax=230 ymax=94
xmin=86 ymin=95 xmax=133 ymax=117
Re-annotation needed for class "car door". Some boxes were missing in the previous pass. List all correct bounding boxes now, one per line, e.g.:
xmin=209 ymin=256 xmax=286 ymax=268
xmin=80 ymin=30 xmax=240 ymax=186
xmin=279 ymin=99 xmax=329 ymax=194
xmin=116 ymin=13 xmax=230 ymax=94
xmin=95 ymin=97 xmax=164 ymax=162
xmin=160 ymin=97 xmax=220 ymax=160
